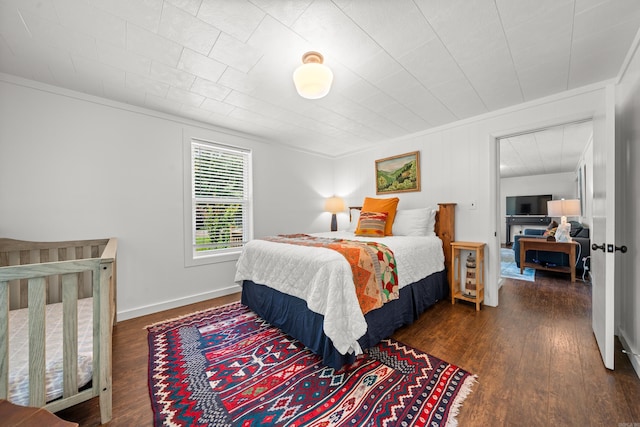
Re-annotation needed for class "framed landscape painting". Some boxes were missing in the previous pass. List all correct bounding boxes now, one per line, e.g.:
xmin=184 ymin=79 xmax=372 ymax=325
xmin=375 ymin=151 xmax=421 ymax=194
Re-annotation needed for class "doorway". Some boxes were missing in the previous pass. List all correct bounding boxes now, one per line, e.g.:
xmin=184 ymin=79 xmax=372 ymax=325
xmin=498 ymin=121 xmax=593 ymax=248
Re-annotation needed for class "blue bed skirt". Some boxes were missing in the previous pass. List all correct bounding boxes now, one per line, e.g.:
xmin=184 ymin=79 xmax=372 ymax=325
xmin=240 ymin=269 xmax=448 ymax=369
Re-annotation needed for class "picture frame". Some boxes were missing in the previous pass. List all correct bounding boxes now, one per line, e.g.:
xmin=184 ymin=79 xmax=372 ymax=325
xmin=375 ymin=151 xmax=421 ymax=194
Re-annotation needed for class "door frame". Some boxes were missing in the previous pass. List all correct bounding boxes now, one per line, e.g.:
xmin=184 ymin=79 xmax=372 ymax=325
xmin=490 ymin=115 xmax=595 ymax=308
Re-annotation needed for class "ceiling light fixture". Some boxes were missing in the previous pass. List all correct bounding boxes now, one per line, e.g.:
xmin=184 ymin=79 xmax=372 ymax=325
xmin=293 ymin=51 xmax=333 ymax=99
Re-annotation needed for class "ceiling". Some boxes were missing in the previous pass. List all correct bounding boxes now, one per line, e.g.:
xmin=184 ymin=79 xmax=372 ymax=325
xmin=1 ymin=0 xmax=639 ymax=158
xmin=499 ymin=121 xmax=592 ymax=178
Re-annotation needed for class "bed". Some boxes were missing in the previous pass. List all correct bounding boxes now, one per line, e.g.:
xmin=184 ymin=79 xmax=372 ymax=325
xmin=0 ymin=238 xmax=117 ymax=424
xmin=236 ymin=202 xmax=455 ymax=369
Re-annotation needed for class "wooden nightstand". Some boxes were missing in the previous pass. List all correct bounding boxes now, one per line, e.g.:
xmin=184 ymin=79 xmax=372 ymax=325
xmin=450 ymin=241 xmax=485 ymax=311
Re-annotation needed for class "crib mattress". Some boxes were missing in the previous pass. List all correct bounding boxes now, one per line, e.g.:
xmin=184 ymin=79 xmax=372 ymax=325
xmin=9 ymin=297 xmax=94 ymax=406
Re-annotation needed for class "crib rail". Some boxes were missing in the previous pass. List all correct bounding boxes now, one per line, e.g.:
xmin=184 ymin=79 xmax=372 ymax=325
xmin=0 ymin=237 xmax=116 ymax=423
xmin=0 ymin=238 xmax=110 ymax=309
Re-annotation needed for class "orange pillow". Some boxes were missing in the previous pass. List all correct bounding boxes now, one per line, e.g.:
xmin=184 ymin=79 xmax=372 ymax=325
xmin=354 ymin=211 xmax=388 ymax=237
xmin=361 ymin=197 xmax=399 ymax=235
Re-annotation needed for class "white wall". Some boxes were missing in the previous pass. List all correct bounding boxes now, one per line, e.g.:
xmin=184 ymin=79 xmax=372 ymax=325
xmin=333 ymin=85 xmax=609 ymax=308
xmin=615 ymin=38 xmax=640 ymax=377
xmin=0 ymin=76 xmax=333 ymax=320
xmin=500 ymin=172 xmax=576 ymax=243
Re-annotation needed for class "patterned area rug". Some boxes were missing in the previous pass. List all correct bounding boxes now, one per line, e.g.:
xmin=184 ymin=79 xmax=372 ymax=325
xmin=147 ymin=302 xmax=476 ymax=426
xmin=501 ymin=248 xmax=535 ymax=282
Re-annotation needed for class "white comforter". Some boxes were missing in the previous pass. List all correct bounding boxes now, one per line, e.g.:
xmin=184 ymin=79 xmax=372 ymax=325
xmin=234 ymin=231 xmax=444 ymax=356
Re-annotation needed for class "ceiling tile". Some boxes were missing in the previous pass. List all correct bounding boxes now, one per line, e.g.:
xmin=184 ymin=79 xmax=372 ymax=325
xmin=0 ymin=3 xmax=34 ymax=48
xmin=517 ymin=62 xmax=569 ymax=100
xmin=354 ymin=50 xmax=404 ymax=85
xmin=166 ymin=86 xmax=205 ymax=107
xmin=398 ymin=38 xmax=466 ymax=89
xmin=471 ymin=69 xmax=523 ymax=110
xmin=53 ymin=0 xmax=127 ymax=48
xmin=190 ymin=77 xmax=231 ymax=100
xmin=126 ymin=23 xmax=183 ymax=67
xmin=216 ymin=67 xmax=255 ymax=95
xmin=573 ymin=0 xmax=640 ymax=40
xmin=200 ymin=97 xmax=235 ymax=115
xmin=416 ymin=0 xmax=501 ymax=47
xmin=72 ymin=54 xmax=125 ymax=86
xmin=0 ymin=49 xmax=57 ymax=84
xmin=180 ymin=103 xmax=214 ymax=122
xmin=165 ymin=0 xmax=202 ymax=16
xmin=228 ymin=106 xmax=284 ymax=131
xmin=149 ymin=61 xmax=195 ymax=90
xmin=246 ymin=14 xmax=305 ymax=53
xmin=85 ymin=0 xmax=163 ymax=33
xmin=496 ymin=0 xmax=573 ymax=31
xmin=336 ymin=0 xmax=437 ymax=59
xmin=3 ymin=0 xmax=59 ymax=21
xmin=20 ymin=11 xmax=98 ymax=60
xmin=52 ymin=71 xmax=105 ymax=98
xmin=209 ymin=32 xmax=262 ymax=73
xmin=158 ymin=2 xmax=219 ymax=55
xmin=248 ymin=0 xmax=312 ymax=27
xmin=569 ymin=18 xmax=640 ymax=87
xmin=197 ymin=0 xmax=265 ymax=43
xmin=429 ymin=77 xmax=488 ymax=119
xmin=145 ymin=92 xmax=183 ymax=115
xmin=97 ymin=40 xmax=151 ymax=76
xmin=178 ymin=48 xmax=227 ymax=82
xmin=292 ymin=0 xmax=381 ymax=66
xmin=509 ymin=38 xmax=571 ymax=72
xmin=103 ymin=81 xmax=147 ymax=105
xmin=125 ymin=72 xmax=170 ymax=97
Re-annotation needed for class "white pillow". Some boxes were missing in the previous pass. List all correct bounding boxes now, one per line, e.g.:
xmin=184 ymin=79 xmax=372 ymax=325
xmin=392 ymin=207 xmax=436 ymax=236
xmin=347 ymin=208 xmax=361 ymax=232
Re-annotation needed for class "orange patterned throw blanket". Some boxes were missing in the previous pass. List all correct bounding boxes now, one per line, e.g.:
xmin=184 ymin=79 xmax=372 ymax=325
xmin=262 ymin=234 xmax=399 ymax=314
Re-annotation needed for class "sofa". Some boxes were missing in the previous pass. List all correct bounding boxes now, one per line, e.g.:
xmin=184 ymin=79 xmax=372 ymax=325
xmin=513 ymin=221 xmax=590 ymax=272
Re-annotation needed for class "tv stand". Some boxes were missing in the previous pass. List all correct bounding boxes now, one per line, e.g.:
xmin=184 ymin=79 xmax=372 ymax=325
xmin=505 ymin=216 xmax=551 ymax=245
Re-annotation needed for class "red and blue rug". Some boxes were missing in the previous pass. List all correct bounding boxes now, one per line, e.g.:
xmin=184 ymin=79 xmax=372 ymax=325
xmin=148 ymin=302 xmax=476 ymax=426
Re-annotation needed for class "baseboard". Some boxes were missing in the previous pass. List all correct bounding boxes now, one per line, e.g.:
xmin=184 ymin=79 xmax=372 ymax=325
xmin=618 ymin=330 xmax=640 ymax=380
xmin=116 ymin=284 xmax=242 ymax=321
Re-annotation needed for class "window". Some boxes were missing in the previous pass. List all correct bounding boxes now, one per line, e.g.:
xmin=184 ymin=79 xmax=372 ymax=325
xmin=185 ymin=138 xmax=252 ymax=264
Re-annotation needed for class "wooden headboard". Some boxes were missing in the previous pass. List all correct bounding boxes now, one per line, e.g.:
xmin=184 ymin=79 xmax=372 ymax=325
xmin=435 ymin=203 xmax=456 ymax=287
xmin=348 ymin=203 xmax=456 ymax=285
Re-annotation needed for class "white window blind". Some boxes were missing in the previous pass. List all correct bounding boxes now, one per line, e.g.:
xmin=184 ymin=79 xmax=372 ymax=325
xmin=191 ymin=140 xmax=251 ymax=257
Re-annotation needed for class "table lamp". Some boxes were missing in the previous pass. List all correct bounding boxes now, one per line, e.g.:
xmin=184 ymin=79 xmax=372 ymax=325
xmin=547 ymin=199 xmax=581 ymax=242
xmin=325 ymin=196 xmax=345 ymax=231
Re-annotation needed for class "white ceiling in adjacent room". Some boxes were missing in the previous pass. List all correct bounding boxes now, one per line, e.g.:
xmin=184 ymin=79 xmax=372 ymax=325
xmin=0 ymin=0 xmax=638 ymax=158
xmin=499 ymin=121 xmax=593 ymax=178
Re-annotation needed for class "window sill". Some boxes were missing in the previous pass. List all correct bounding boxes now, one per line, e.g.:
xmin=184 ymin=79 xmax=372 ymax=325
xmin=185 ymin=250 xmax=241 ymax=267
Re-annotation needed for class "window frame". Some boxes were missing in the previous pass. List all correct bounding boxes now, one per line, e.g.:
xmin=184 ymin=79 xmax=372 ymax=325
xmin=183 ymin=134 xmax=253 ymax=267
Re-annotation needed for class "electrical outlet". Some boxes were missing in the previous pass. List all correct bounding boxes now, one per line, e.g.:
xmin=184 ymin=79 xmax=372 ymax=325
xmin=470 ymin=201 xmax=477 ymax=210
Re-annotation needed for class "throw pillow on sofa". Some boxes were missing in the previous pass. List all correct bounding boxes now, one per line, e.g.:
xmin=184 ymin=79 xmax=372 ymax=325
xmin=543 ymin=220 xmax=558 ymax=237
xmin=569 ymin=221 xmax=584 ymax=237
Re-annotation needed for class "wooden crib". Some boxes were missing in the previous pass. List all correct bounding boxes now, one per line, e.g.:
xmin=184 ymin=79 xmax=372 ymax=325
xmin=0 ymin=238 xmax=117 ymax=424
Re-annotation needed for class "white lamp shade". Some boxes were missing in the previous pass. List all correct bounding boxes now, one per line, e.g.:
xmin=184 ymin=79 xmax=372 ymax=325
xmin=324 ymin=196 xmax=345 ymax=214
xmin=293 ymin=52 xmax=333 ymax=99
xmin=547 ymin=199 xmax=581 ymax=218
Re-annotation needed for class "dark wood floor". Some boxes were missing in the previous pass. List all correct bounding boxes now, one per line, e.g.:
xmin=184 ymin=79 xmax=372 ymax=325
xmin=58 ymin=272 xmax=640 ymax=426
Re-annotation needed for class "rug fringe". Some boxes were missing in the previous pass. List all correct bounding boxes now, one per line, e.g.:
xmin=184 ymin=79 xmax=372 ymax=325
xmin=445 ymin=374 xmax=478 ymax=427
xmin=143 ymin=300 xmax=241 ymax=329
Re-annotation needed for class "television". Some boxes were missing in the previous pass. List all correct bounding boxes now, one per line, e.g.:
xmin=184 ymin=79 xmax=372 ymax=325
xmin=506 ymin=194 xmax=552 ymax=216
